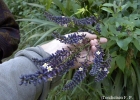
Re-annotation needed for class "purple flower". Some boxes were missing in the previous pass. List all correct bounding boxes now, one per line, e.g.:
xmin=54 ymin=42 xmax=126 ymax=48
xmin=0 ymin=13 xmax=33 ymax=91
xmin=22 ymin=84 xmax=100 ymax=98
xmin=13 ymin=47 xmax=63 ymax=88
xmin=96 ymin=23 xmax=101 ymax=33
xmin=89 ymin=45 xmax=111 ymax=82
xmin=53 ymin=32 xmax=86 ymax=44
xmin=44 ymin=12 xmax=71 ymax=26
xmin=63 ymin=62 xmax=88 ymax=90
xmin=44 ymin=12 xmax=97 ymax=26
xmin=116 ymin=26 xmax=122 ymax=32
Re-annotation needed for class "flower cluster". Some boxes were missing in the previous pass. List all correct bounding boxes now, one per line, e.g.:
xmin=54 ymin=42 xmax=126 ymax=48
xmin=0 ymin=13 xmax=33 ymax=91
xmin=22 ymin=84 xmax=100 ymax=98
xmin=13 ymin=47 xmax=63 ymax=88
xmin=20 ymin=33 xmax=87 ymax=86
xmin=89 ymin=45 xmax=111 ymax=82
xmin=71 ymin=17 xmax=97 ymax=26
xmin=53 ymin=32 xmax=86 ymax=44
xmin=20 ymin=13 xmax=111 ymax=90
xmin=44 ymin=12 xmax=71 ymax=26
xmin=63 ymin=62 xmax=88 ymax=90
xmin=20 ymin=67 xmax=48 ymax=86
xmin=96 ymin=23 xmax=101 ymax=33
xmin=44 ymin=12 xmax=97 ymax=27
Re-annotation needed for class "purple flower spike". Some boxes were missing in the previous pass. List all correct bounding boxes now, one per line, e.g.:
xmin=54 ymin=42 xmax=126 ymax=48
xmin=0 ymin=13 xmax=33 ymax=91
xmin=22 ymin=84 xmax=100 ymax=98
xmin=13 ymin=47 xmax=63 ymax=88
xmin=63 ymin=62 xmax=88 ymax=90
xmin=53 ymin=32 xmax=86 ymax=44
xmin=44 ymin=12 xmax=97 ymax=26
xmin=96 ymin=23 xmax=101 ymax=33
xmin=89 ymin=45 xmax=111 ymax=82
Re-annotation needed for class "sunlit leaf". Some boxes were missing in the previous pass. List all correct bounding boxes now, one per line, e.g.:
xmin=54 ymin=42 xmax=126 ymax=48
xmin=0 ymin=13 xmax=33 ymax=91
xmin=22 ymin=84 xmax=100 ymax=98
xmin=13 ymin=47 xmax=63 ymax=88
xmin=46 ymin=0 xmax=52 ymax=10
xmin=101 ymin=7 xmax=114 ymax=13
xmin=74 ymin=7 xmax=87 ymax=15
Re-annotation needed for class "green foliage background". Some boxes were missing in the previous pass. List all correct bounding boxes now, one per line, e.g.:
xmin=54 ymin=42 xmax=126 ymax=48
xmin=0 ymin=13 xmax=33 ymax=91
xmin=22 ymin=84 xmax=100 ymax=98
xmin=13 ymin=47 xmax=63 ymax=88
xmin=5 ymin=0 xmax=140 ymax=100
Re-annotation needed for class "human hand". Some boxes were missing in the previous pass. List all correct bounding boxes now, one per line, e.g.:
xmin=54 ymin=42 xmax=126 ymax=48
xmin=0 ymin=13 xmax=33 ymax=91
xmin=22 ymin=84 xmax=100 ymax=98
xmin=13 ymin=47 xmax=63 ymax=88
xmin=41 ymin=32 xmax=107 ymax=68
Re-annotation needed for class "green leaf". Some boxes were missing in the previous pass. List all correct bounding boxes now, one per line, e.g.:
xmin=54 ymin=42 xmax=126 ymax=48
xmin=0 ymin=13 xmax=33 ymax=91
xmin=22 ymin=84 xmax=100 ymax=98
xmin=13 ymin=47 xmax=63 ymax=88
xmin=48 ymin=9 xmax=62 ymax=16
xmin=116 ymin=37 xmax=132 ymax=51
xmin=60 ymin=95 xmax=67 ymax=100
xmin=108 ymin=24 xmax=118 ymax=35
xmin=26 ymin=2 xmax=45 ymax=9
xmin=101 ymin=7 xmax=114 ymax=13
xmin=33 ymin=26 xmax=63 ymax=46
xmin=134 ymin=28 xmax=140 ymax=35
xmin=23 ymin=22 xmax=58 ymax=37
xmin=126 ymin=77 xmax=135 ymax=98
xmin=109 ymin=57 xmax=117 ymax=74
xmin=74 ymin=7 xmax=87 ymax=15
xmin=71 ymin=1 xmax=81 ymax=14
xmin=132 ymin=61 xmax=140 ymax=99
xmin=115 ymin=17 xmax=126 ymax=24
xmin=134 ymin=20 xmax=140 ymax=27
xmin=66 ymin=96 xmax=71 ymax=100
xmin=137 ymin=83 xmax=140 ymax=100
xmin=121 ymin=4 xmax=127 ymax=10
xmin=132 ymin=61 xmax=140 ymax=83
xmin=123 ymin=72 xmax=127 ymax=87
xmin=88 ymin=0 xmax=93 ymax=4
xmin=102 ymin=78 xmax=112 ymax=95
xmin=116 ymin=55 xmax=125 ymax=72
xmin=112 ymin=70 xmax=123 ymax=95
xmin=133 ymin=39 xmax=140 ymax=51
xmin=46 ymin=0 xmax=52 ymax=10
xmin=115 ymin=22 xmax=120 ymax=27
xmin=17 ymin=19 xmax=52 ymax=24
xmin=27 ymin=34 xmax=43 ymax=40
xmin=131 ymin=67 xmax=136 ymax=88
xmin=102 ymin=3 xmax=116 ymax=7
xmin=106 ymin=40 xmax=116 ymax=49
xmin=100 ymin=24 xmax=109 ymax=37
xmin=52 ymin=0 xmax=65 ymax=13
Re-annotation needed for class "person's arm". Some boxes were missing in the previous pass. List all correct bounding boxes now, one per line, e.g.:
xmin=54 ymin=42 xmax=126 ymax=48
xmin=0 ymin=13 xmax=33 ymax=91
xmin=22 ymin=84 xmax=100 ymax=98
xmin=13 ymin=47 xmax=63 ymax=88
xmin=0 ymin=32 xmax=107 ymax=100
xmin=0 ymin=46 xmax=51 ymax=100
xmin=0 ymin=0 xmax=20 ymax=61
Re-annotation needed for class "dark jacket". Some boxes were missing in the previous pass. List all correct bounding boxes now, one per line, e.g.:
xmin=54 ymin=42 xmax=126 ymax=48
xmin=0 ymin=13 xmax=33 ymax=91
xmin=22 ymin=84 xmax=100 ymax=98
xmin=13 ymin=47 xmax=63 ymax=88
xmin=0 ymin=0 xmax=20 ymax=62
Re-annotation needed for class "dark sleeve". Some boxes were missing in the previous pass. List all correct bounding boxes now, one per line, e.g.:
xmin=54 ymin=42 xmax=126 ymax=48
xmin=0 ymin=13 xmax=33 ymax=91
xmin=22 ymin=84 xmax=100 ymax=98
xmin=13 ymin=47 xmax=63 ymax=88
xmin=0 ymin=0 xmax=20 ymax=61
